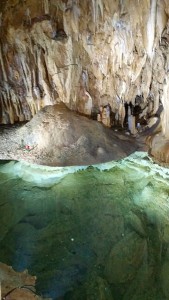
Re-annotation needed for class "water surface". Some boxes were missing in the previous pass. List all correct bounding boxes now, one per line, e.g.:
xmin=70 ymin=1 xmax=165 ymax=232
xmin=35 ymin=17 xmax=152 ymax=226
xmin=0 ymin=152 xmax=169 ymax=300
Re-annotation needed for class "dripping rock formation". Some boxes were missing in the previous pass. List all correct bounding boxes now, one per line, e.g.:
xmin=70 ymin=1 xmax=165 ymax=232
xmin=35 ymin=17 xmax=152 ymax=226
xmin=0 ymin=0 xmax=169 ymax=164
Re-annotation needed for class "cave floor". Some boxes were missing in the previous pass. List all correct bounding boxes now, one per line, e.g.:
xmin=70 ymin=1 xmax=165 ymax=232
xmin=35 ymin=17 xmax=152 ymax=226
xmin=0 ymin=122 xmax=35 ymax=162
xmin=0 ymin=121 xmax=147 ymax=166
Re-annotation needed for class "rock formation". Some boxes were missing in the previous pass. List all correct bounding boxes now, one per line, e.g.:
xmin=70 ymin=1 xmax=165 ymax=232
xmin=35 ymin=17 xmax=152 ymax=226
xmin=0 ymin=103 xmax=141 ymax=166
xmin=0 ymin=262 xmax=49 ymax=299
xmin=0 ymin=0 xmax=169 ymax=164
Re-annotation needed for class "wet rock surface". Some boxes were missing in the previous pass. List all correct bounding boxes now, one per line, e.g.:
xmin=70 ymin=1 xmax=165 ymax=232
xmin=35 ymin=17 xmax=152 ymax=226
xmin=0 ymin=262 xmax=48 ymax=299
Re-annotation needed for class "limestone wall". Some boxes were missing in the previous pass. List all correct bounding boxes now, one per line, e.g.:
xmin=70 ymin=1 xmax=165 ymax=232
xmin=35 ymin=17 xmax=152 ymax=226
xmin=0 ymin=0 xmax=169 ymax=135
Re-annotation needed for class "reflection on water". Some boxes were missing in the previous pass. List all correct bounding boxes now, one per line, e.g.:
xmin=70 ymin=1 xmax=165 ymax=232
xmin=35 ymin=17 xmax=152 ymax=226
xmin=0 ymin=152 xmax=169 ymax=300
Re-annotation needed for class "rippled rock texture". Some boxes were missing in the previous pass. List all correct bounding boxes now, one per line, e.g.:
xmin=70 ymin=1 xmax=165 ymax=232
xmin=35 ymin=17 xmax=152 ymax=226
xmin=0 ymin=152 xmax=169 ymax=299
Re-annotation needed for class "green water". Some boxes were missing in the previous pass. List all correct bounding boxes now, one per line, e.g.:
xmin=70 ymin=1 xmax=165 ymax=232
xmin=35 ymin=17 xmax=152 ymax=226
xmin=0 ymin=152 xmax=169 ymax=300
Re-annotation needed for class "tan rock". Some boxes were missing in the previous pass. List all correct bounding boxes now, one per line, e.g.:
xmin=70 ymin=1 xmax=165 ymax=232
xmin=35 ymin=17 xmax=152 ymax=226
xmin=0 ymin=262 xmax=49 ymax=300
xmin=0 ymin=0 xmax=168 ymax=137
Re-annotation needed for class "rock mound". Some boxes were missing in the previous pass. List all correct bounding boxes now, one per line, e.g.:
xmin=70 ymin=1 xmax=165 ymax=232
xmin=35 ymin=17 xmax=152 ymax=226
xmin=17 ymin=103 xmax=138 ymax=166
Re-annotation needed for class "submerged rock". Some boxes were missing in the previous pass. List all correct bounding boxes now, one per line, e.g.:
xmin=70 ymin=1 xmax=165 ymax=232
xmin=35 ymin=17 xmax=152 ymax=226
xmin=0 ymin=154 xmax=169 ymax=298
xmin=126 ymin=211 xmax=146 ymax=237
xmin=105 ymin=232 xmax=147 ymax=284
xmin=86 ymin=276 xmax=113 ymax=300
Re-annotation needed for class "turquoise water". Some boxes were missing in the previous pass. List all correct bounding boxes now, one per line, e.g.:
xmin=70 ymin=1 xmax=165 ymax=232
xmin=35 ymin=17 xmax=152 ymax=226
xmin=0 ymin=152 xmax=169 ymax=299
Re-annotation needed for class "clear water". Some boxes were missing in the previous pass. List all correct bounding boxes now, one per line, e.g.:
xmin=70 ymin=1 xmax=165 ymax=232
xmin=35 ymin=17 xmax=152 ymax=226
xmin=0 ymin=152 xmax=169 ymax=300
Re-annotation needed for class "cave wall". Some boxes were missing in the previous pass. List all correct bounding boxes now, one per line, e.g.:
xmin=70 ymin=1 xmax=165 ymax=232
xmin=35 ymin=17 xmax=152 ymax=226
xmin=0 ymin=0 xmax=169 ymax=135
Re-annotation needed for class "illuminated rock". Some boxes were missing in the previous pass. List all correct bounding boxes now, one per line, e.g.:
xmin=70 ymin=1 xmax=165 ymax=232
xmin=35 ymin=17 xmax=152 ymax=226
xmin=0 ymin=103 xmax=139 ymax=166
xmin=0 ymin=0 xmax=168 ymax=135
xmin=0 ymin=262 xmax=49 ymax=299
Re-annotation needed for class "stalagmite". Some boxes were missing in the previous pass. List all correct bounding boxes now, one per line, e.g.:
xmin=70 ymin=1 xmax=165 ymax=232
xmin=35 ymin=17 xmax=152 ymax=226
xmin=119 ymin=101 xmax=126 ymax=128
xmin=128 ymin=105 xmax=136 ymax=135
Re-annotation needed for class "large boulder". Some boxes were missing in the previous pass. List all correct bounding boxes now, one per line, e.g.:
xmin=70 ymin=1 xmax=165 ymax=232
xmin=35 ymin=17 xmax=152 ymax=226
xmin=1 ymin=103 xmax=138 ymax=166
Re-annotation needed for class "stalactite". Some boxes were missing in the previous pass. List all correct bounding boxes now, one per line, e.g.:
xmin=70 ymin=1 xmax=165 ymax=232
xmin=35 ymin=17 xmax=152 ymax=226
xmin=36 ymin=48 xmax=52 ymax=106
xmin=28 ymin=100 xmax=37 ymax=117
xmin=43 ymin=0 xmax=49 ymax=15
xmin=10 ymin=88 xmax=16 ymax=105
xmin=0 ymin=0 xmax=169 ymax=127
xmin=1 ymin=97 xmax=6 ymax=124
xmin=18 ymin=97 xmax=25 ymax=121
xmin=82 ymin=70 xmax=89 ymax=90
xmin=64 ymin=0 xmax=81 ymax=39
xmin=146 ymin=0 xmax=157 ymax=59
xmin=91 ymin=0 xmax=96 ymax=26
xmin=72 ymin=4 xmax=80 ymax=33
xmin=0 ymin=12 xmax=2 ymax=27
xmin=91 ymin=0 xmax=104 ymax=31
xmin=24 ymin=8 xmax=31 ymax=25
xmin=20 ymin=55 xmax=29 ymax=93
xmin=84 ymin=90 xmax=93 ymax=115
xmin=131 ymin=54 xmax=147 ymax=83
xmin=0 ymin=46 xmax=7 ymax=82
xmin=1 ymin=91 xmax=15 ymax=124
xmin=97 ymin=0 xmax=104 ymax=20
xmin=119 ymin=100 xmax=125 ymax=128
